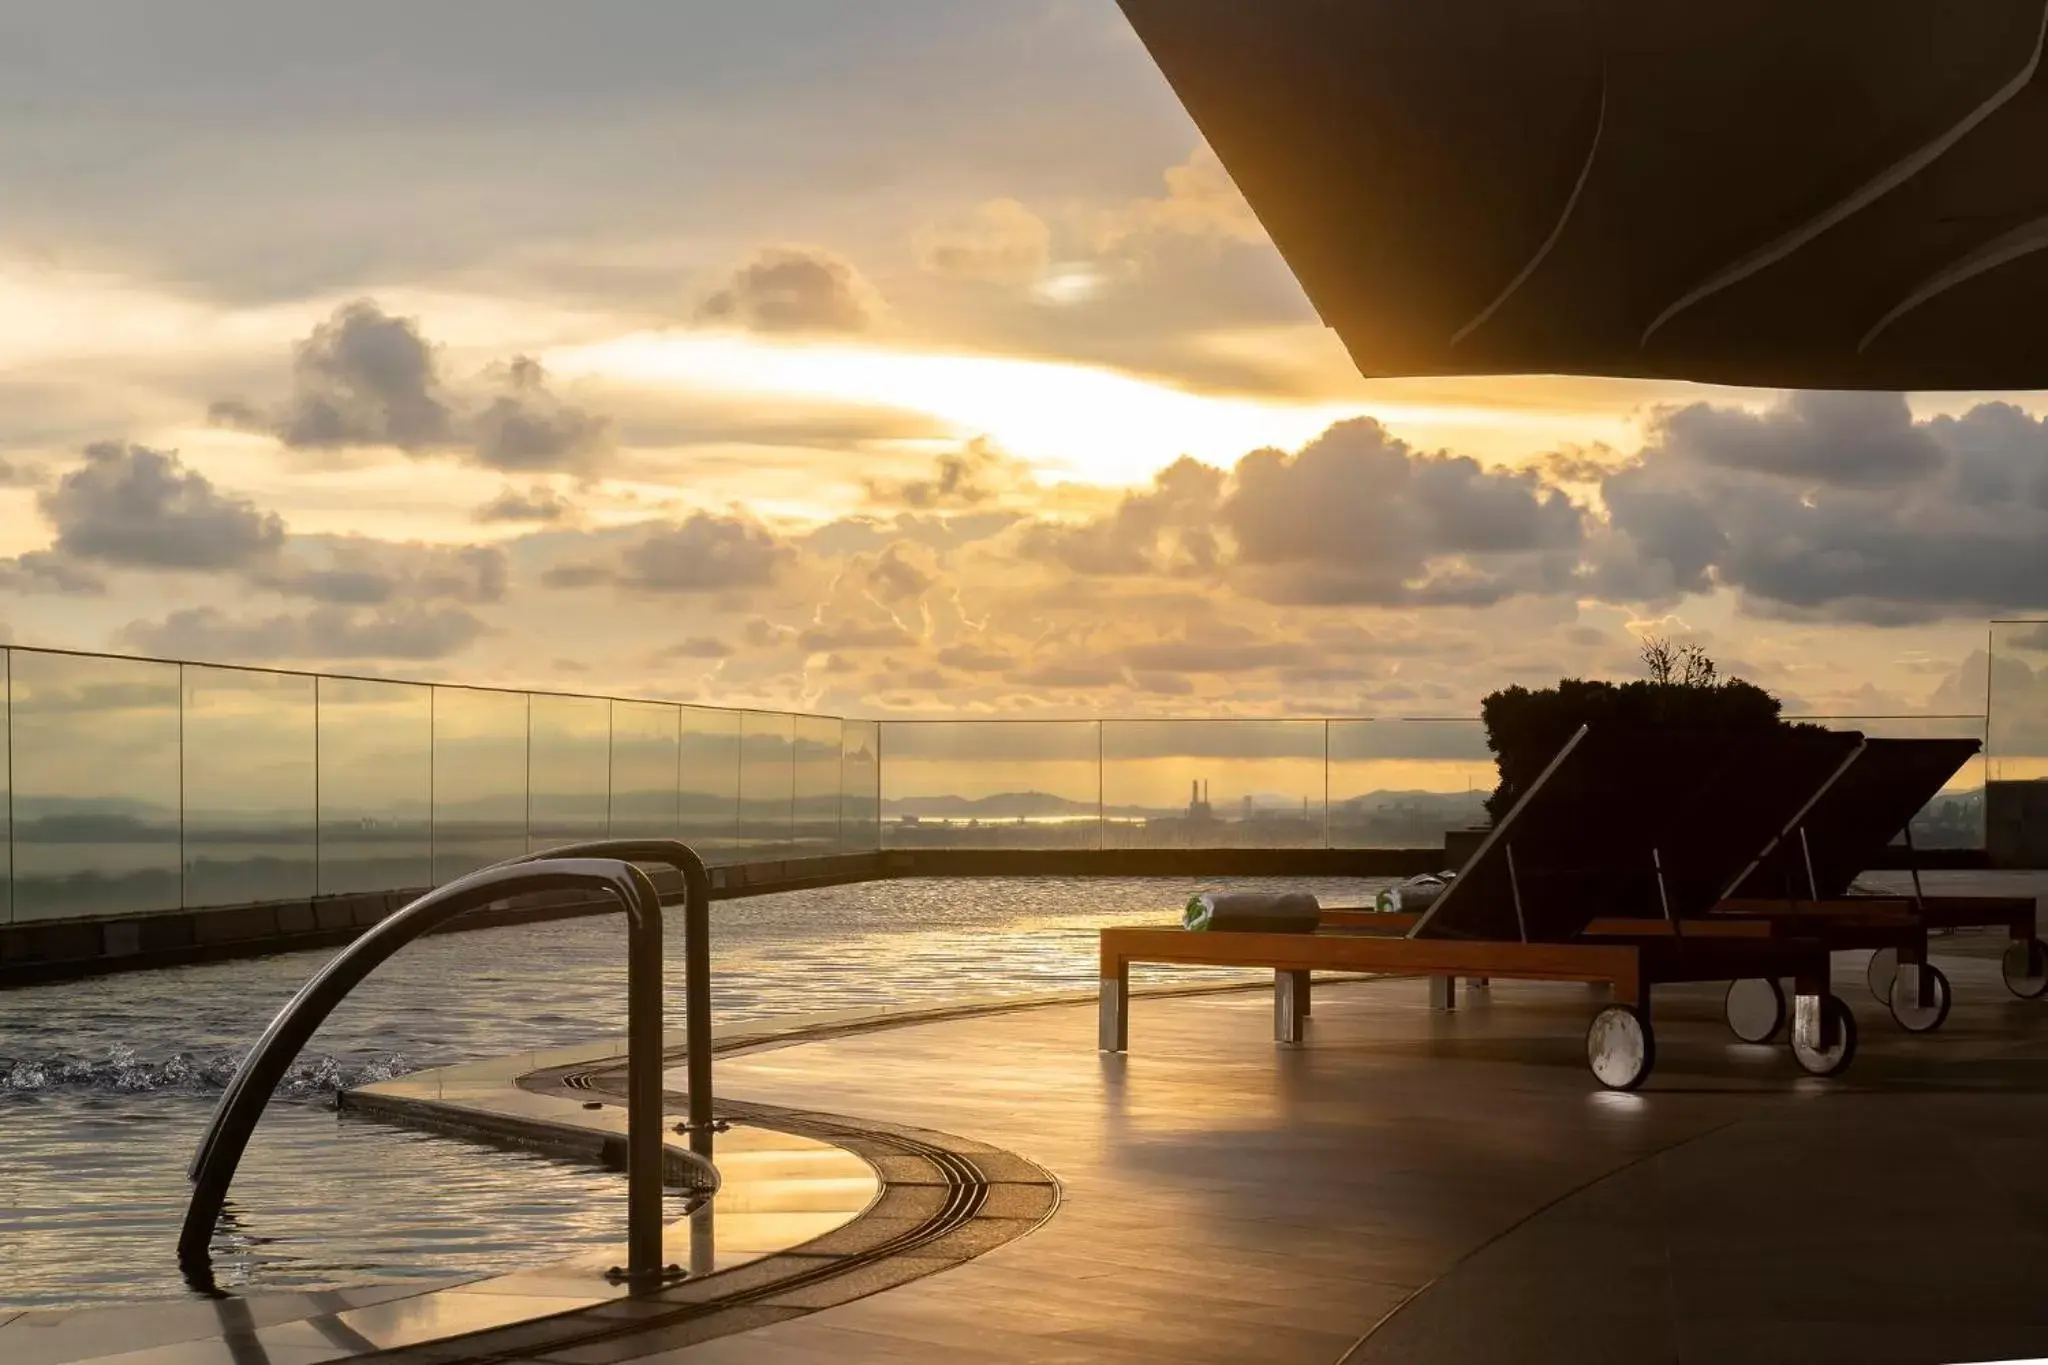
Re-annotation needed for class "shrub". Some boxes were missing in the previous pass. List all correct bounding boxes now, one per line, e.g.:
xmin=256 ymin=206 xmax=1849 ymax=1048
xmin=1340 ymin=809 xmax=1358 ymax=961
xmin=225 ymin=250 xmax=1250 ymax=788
xmin=1479 ymin=644 xmax=1785 ymax=823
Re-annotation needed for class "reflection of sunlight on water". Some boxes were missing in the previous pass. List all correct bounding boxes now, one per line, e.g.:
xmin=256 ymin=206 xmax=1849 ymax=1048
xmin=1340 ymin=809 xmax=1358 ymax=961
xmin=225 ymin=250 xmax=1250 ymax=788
xmin=1 ymin=875 xmax=1384 ymax=1311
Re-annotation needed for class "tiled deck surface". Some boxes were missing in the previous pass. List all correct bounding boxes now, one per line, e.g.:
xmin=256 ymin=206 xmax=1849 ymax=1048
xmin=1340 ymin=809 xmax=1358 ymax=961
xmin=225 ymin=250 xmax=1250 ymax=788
xmin=655 ymin=916 xmax=2048 ymax=1362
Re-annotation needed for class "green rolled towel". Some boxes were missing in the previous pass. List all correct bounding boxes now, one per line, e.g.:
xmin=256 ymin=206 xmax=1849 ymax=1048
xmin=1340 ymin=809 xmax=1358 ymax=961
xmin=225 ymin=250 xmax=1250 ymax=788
xmin=1183 ymin=891 xmax=1321 ymax=933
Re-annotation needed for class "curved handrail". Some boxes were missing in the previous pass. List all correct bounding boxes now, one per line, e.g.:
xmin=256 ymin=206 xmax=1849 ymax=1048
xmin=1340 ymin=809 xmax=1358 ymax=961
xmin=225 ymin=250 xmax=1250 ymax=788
xmin=490 ymin=841 xmax=717 ymax=1160
xmin=178 ymin=857 xmax=686 ymax=1285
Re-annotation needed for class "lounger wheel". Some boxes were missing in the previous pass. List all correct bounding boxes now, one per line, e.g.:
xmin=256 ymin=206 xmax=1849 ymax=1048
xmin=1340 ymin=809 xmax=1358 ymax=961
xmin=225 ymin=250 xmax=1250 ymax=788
xmin=1586 ymin=1005 xmax=1656 ymax=1091
xmin=1790 ymin=997 xmax=1858 ymax=1078
xmin=2002 ymin=938 xmax=2048 ymax=1000
xmin=1886 ymin=963 xmax=1952 ymax=1033
xmin=1724 ymin=977 xmax=1786 ymax=1044
xmin=1865 ymin=946 xmax=1898 ymax=1003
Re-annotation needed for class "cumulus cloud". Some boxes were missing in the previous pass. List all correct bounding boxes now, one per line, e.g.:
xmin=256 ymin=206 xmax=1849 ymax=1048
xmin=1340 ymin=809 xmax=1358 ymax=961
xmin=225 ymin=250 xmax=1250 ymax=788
xmin=1226 ymin=420 xmax=1584 ymax=606
xmin=547 ymin=513 xmax=792 ymax=594
xmin=252 ymin=537 xmax=507 ymax=606
xmin=120 ymin=602 xmax=488 ymax=661
xmin=0 ymin=550 xmax=105 ymax=595
xmin=864 ymin=541 xmax=936 ymax=602
xmin=475 ymin=485 xmax=573 ymax=524
xmin=1096 ymin=143 xmax=1268 ymax=253
xmin=696 ymin=246 xmax=879 ymax=333
xmin=1023 ymin=457 xmax=1225 ymax=576
xmin=0 ymin=454 xmax=47 ymax=487
xmin=212 ymin=300 xmax=453 ymax=452
xmin=469 ymin=356 xmax=610 ymax=473
xmin=1593 ymin=395 xmax=2048 ymax=622
xmin=863 ymin=439 xmax=1033 ymax=510
xmin=41 ymin=441 xmax=286 ymax=570
xmin=1019 ymin=422 xmax=1582 ymax=607
xmin=211 ymin=302 xmax=609 ymax=473
xmin=915 ymin=198 xmax=1052 ymax=284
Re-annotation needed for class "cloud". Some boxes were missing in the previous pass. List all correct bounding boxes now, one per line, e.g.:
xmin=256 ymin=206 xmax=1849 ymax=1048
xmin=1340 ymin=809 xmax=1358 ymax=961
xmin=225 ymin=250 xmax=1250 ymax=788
xmin=935 ymin=642 xmax=1014 ymax=672
xmin=211 ymin=302 xmax=610 ymax=473
xmin=1647 ymin=391 xmax=1944 ymax=489
xmin=0 ymin=454 xmax=47 ymax=487
xmin=469 ymin=356 xmax=610 ymax=473
xmin=915 ymin=198 xmax=1051 ymax=283
xmin=41 ymin=441 xmax=286 ymax=570
xmin=797 ymin=620 xmax=916 ymax=651
xmin=864 ymin=541 xmax=936 ymax=602
xmin=1096 ymin=143 xmax=1268 ymax=253
xmin=862 ymin=439 xmax=1033 ymax=510
xmin=219 ymin=299 xmax=455 ymax=452
xmin=665 ymin=636 xmax=734 ymax=660
xmin=120 ymin=602 xmax=488 ymax=661
xmin=1022 ymin=456 xmax=1225 ymax=576
xmin=252 ymin=537 xmax=508 ymax=606
xmin=1225 ymin=420 xmax=1585 ymax=606
xmin=696 ymin=246 xmax=879 ymax=334
xmin=0 ymin=550 xmax=105 ymax=595
xmin=475 ymin=485 xmax=573 ymax=524
xmin=547 ymin=513 xmax=792 ymax=594
xmin=1593 ymin=396 xmax=2048 ymax=622
xmin=1018 ymin=421 xmax=1583 ymax=607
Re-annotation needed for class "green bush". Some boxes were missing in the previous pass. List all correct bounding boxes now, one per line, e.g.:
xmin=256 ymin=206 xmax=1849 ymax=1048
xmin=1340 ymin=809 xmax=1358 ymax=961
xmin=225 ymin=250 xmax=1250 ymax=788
xmin=1479 ymin=674 xmax=1785 ymax=824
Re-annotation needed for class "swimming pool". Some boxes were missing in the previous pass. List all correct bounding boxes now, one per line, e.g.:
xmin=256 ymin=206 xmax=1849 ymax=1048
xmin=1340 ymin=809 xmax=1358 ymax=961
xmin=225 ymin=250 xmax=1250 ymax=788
xmin=0 ymin=875 xmax=1383 ymax=1310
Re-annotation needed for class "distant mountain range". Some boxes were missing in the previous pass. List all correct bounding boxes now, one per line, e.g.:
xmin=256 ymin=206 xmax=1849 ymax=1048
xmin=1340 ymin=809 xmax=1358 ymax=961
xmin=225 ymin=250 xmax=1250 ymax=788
xmin=882 ymin=789 xmax=1493 ymax=820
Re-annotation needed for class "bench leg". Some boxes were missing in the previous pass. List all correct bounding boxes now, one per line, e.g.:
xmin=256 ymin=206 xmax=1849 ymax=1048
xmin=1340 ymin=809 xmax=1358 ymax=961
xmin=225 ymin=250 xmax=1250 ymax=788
xmin=1099 ymin=963 xmax=1128 ymax=1052
xmin=1429 ymin=974 xmax=1458 ymax=1012
xmin=1275 ymin=970 xmax=1309 ymax=1044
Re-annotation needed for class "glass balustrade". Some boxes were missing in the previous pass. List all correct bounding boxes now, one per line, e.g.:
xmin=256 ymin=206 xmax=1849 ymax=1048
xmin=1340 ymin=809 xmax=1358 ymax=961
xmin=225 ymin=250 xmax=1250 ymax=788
xmin=0 ymin=639 xmax=2028 ymax=925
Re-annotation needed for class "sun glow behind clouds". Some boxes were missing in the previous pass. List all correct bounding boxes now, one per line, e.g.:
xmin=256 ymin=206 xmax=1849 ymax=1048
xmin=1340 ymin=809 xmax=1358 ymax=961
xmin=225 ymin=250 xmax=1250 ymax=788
xmin=548 ymin=331 xmax=1561 ymax=485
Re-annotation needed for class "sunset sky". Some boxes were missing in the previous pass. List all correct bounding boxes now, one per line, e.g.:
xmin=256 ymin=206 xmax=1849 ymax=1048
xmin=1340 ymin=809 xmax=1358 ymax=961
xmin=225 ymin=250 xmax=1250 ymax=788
xmin=4 ymin=0 xmax=2044 ymax=722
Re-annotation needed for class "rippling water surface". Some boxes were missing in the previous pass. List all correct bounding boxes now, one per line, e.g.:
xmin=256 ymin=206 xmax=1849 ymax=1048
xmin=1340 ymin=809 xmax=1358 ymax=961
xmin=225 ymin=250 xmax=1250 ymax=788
xmin=0 ymin=875 xmax=1381 ymax=1310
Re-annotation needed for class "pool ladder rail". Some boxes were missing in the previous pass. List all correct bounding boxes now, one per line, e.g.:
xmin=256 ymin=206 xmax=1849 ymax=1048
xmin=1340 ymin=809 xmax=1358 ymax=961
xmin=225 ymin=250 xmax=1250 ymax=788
xmin=178 ymin=840 xmax=718 ymax=1293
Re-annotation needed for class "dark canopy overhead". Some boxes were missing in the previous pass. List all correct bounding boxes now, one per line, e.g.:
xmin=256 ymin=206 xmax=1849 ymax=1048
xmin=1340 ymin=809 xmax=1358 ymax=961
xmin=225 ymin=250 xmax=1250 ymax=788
xmin=1118 ymin=1 xmax=2048 ymax=390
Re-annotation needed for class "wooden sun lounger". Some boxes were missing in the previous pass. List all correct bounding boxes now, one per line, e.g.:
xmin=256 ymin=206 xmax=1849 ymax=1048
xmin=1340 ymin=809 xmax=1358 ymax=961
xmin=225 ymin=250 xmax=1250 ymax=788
xmin=1098 ymin=923 xmax=1851 ymax=1089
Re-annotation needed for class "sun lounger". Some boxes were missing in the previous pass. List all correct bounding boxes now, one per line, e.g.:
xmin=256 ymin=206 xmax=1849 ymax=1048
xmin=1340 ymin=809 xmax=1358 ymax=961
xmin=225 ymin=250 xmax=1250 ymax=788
xmin=1101 ymin=724 xmax=1867 ymax=1090
xmin=1715 ymin=737 xmax=2045 ymax=1034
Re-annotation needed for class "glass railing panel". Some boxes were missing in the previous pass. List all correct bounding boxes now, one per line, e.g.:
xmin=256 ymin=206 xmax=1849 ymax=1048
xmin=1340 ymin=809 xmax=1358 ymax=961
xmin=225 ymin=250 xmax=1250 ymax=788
xmin=527 ymin=692 xmax=610 ymax=851
xmin=1 ymin=650 xmax=10 ymax=924
xmin=1101 ymin=719 xmax=1326 ymax=849
xmin=9 ymin=650 xmax=182 ymax=920
xmin=878 ymin=720 xmax=1101 ymax=849
xmin=1989 ymin=623 xmax=2048 ymax=784
xmin=793 ymin=714 xmax=844 ymax=855
xmin=317 ymin=676 xmax=433 ymax=896
xmin=1327 ymin=719 xmax=1493 ymax=851
xmin=679 ymin=705 xmax=743 ymax=863
xmin=183 ymin=665 xmax=317 ymax=907
xmin=738 ymin=712 xmax=797 ymax=857
xmin=1987 ymin=621 xmax=2048 ymax=863
xmin=610 ymin=700 xmax=680 ymax=840
xmin=840 ymin=718 xmax=880 ymax=853
xmin=430 ymin=686 xmax=529 ymax=884
xmin=1797 ymin=714 xmax=1989 ymax=850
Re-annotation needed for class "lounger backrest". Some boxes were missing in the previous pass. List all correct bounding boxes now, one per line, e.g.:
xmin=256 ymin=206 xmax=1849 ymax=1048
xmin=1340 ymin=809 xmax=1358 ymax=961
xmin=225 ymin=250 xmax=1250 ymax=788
xmin=1731 ymin=736 xmax=1980 ymax=901
xmin=1411 ymin=723 xmax=1865 ymax=942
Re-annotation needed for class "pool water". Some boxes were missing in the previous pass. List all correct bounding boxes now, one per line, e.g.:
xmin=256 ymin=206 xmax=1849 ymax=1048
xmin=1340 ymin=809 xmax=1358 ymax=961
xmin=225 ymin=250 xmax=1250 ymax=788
xmin=0 ymin=875 xmax=1382 ymax=1310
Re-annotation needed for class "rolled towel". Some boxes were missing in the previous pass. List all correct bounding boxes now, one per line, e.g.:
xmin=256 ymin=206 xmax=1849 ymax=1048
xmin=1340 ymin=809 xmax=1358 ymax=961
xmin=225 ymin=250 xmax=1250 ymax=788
xmin=1183 ymin=890 xmax=1321 ymax=933
xmin=1373 ymin=872 xmax=1456 ymax=914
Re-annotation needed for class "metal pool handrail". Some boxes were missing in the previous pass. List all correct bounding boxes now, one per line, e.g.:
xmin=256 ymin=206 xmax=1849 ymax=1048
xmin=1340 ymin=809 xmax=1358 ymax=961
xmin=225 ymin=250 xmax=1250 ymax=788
xmin=178 ymin=855 xmax=693 ymax=1289
xmin=491 ymin=840 xmax=718 ymax=1161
